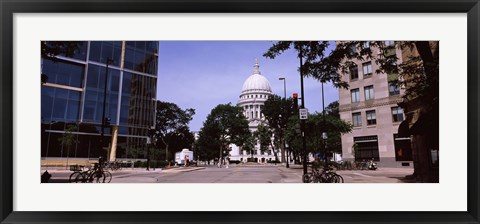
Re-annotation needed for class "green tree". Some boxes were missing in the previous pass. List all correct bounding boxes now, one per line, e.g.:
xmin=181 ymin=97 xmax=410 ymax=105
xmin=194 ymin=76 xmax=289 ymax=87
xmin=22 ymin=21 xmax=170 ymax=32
xmin=154 ymin=101 xmax=195 ymax=162
xmin=263 ymin=41 xmax=348 ymax=88
xmin=58 ymin=124 xmax=79 ymax=169
xmin=196 ymin=103 xmax=250 ymax=163
xmin=254 ymin=122 xmax=278 ymax=161
xmin=262 ymin=94 xmax=294 ymax=162
xmin=285 ymin=112 xmax=352 ymax=161
xmin=161 ymin=126 xmax=195 ymax=158
xmin=264 ymin=41 xmax=438 ymax=104
xmin=324 ymin=101 xmax=340 ymax=118
xmin=241 ymin=132 xmax=256 ymax=159
xmin=306 ymin=113 xmax=352 ymax=155
xmin=265 ymin=41 xmax=439 ymax=181
xmin=285 ymin=116 xmax=302 ymax=164
xmin=194 ymin=125 xmax=221 ymax=163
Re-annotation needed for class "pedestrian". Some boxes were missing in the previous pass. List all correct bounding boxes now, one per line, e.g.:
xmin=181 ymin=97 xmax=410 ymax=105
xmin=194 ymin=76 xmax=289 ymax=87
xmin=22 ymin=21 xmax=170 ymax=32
xmin=98 ymin=156 xmax=105 ymax=174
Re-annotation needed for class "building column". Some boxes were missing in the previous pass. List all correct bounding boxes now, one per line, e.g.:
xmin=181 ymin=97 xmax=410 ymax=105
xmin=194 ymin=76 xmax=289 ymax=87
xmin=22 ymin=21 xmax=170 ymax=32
xmin=109 ymin=125 xmax=118 ymax=162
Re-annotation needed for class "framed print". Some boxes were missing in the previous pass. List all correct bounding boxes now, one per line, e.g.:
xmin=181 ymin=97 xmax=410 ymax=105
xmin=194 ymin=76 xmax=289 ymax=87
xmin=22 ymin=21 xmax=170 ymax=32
xmin=1 ymin=0 xmax=479 ymax=223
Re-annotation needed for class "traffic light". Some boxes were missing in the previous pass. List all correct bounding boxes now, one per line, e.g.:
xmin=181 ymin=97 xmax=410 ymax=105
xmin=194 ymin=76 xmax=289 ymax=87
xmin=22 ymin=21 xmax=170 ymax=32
xmin=103 ymin=117 xmax=111 ymax=126
xmin=293 ymin=93 xmax=298 ymax=110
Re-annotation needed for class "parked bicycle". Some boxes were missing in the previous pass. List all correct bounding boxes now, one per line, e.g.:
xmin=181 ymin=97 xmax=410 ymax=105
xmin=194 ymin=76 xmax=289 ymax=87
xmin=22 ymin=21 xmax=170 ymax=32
xmin=106 ymin=161 xmax=122 ymax=171
xmin=302 ymin=164 xmax=344 ymax=183
xmin=69 ymin=164 xmax=111 ymax=183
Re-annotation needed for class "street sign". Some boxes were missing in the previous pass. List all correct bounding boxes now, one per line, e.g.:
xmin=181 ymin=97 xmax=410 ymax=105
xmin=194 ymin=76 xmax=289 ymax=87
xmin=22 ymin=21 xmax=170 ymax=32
xmin=299 ymin=108 xmax=308 ymax=120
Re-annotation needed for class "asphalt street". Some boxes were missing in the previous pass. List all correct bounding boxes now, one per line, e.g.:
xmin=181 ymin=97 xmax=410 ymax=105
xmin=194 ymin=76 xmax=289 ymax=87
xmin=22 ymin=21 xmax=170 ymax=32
xmin=43 ymin=164 xmax=414 ymax=183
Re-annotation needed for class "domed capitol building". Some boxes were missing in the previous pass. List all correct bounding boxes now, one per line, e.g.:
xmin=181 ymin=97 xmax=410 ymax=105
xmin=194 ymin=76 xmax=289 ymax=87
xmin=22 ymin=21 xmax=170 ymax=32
xmin=228 ymin=59 xmax=281 ymax=163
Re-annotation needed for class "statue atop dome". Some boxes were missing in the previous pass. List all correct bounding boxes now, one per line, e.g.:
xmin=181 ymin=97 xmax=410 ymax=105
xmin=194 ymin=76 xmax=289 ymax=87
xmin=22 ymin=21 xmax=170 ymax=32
xmin=253 ymin=58 xmax=261 ymax=75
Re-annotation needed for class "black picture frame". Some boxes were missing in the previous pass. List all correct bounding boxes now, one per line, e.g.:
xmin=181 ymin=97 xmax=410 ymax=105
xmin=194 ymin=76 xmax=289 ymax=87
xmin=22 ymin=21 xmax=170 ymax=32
xmin=1 ymin=0 xmax=479 ymax=223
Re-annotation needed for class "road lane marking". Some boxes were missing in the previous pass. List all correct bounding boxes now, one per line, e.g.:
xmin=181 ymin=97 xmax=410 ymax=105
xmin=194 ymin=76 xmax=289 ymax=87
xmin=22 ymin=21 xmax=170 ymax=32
xmin=352 ymin=172 xmax=372 ymax=177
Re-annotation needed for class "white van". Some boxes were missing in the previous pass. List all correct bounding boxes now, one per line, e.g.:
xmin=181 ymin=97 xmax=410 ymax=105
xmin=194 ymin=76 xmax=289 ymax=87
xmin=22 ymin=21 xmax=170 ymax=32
xmin=175 ymin=149 xmax=194 ymax=166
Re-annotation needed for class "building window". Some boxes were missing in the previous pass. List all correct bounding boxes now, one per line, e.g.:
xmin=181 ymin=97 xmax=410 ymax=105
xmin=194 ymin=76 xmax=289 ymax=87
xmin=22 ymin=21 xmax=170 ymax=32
xmin=41 ymin=86 xmax=81 ymax=122
xmin=389 ymin=81 xmax=400 ymax=96
xmin=353 ymin=136 xmax=379 ymax=161
xmin=351 ymin=88 xmax=360 ymax=103
xmin=362 ymin=62 xmax=372 ymax=77
xmin=391 ymin=107 xmax=404 ymax=122
xmin=366 ymin=110 xmax=376 ymax=125
xmin=124 ymin=41 xmax=158 ymax=75
xmin=84 ymin=64 xmax=121 ymax=124
xmin=349 ymin=65 xmax=359 ymax=80
xmin=349 ymin=44 xmax=357 ymax=53
xmin=394 ymin=134 xmax=413 ymax=161
xmin=42 ymin=59 xmax=85 ymax=88
xmin=352 ymin=112 xmax=362 ymax=127
xmin=89 ymin=41 xmax=122 ymax=67
xmin=364 ymin=85 xmax=374 ymax=100
xmin=118 ymin=71 xmax=156 ymax=127
xmin=385 ymin=41 xmax=395 ymax=46
xmin=362 ymin=41 xmax=370 ymax=49
xmin=43 ymin=41 xmax=88 ymax=61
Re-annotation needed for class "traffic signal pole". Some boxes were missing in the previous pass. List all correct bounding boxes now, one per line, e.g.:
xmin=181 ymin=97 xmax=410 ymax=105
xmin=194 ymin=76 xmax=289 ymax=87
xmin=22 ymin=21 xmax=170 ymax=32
xmin=101 ymin=57 xmax=113 ymax=159
xmin=299 ymin=47 xmax=308 ymax=177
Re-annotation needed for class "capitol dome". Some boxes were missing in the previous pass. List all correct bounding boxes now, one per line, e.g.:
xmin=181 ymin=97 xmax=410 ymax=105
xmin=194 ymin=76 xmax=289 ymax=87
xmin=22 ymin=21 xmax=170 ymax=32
xmin=241 ymin=59 xmax=272 ymax=94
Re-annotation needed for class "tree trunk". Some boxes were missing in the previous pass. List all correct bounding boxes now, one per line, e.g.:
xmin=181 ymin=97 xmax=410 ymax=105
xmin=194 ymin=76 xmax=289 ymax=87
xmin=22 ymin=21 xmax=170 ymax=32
xmin=270 ymin=142 xmax=279 ymax=162
xmin=219 ymin=147 xmax=223 ymax=165
xmin=280 ymin=137 xmax=286 ymax=163
xmin=406 ymin=41 xmax=439 ymax=182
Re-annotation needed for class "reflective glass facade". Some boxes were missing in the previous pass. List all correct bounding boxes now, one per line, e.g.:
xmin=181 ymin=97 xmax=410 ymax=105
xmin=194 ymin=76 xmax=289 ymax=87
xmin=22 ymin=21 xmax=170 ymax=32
xmin=41 ymin=41 xmax=158 ymax=160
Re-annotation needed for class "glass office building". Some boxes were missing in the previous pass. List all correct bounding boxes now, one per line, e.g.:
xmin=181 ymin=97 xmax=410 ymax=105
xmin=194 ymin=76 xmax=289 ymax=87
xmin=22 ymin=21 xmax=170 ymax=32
xmin=41 ymin=41 xmax=158 ymax=161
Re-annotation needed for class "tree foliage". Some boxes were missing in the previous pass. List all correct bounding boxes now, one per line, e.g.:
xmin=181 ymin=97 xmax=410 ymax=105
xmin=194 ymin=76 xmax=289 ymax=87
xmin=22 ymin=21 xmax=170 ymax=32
xmin=264 ymin=41 xmax=439 ymax=106
xmin=264 ymin=41 xmax=348 ymax=88
xmin=262 ymin=94 xmax=295 ymax=162
xmin=58 ymin=124 xmax=79 ymax=158
xmin=196 ymin=103 xmax=250 ymax=161
xmin=153 ymin=101 xmax=195 ymax=161
xmin=253 ymin=122 xmax=277 ymax=160
xmin=241 ymin=132 xmax=256 ymax=158
xmin=324 ymin=101 xmax=340 ymax=118
xmin=41 ymin=41 xmax=84 ymax=60
xmin=285 ymin=112 xmax=352 ymax=157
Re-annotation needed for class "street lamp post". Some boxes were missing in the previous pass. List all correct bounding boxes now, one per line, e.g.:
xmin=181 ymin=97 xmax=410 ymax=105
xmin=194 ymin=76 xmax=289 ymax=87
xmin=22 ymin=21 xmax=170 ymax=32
xmin=278 ymin=77 xmax=289 ymax=168
xmin=321 ymin=81 xmax=327 ymax=167
xmin=299 ymin=47 xmax=308 ymax=177
xmin=100 ymin=57 xmax=114 ymax=160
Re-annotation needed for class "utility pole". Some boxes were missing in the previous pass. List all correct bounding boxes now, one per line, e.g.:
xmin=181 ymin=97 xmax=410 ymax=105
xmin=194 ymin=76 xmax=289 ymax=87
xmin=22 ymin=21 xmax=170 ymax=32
xmin=321 ymin=81 xmax=327 ymax=167
xmin=279 ymin=77 xmax=289 ymax=168
xmin=299 ymin=47 xmax=308 ymax=177
xmin=100 ymin=57 xmax=114 ymax=159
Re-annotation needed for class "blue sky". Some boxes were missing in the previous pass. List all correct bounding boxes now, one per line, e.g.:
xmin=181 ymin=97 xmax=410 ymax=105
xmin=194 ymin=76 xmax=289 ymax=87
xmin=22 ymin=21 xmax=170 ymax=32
xmin=157 ymin=41 xmax=339 ymax=132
